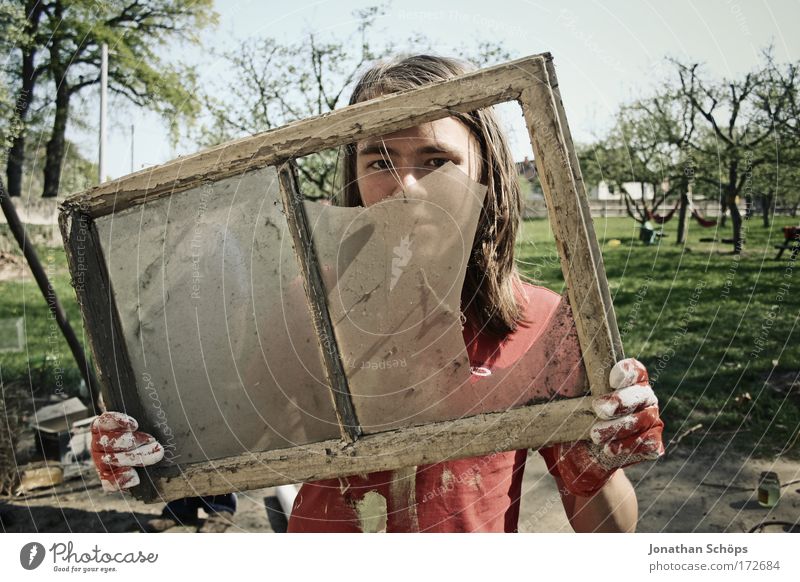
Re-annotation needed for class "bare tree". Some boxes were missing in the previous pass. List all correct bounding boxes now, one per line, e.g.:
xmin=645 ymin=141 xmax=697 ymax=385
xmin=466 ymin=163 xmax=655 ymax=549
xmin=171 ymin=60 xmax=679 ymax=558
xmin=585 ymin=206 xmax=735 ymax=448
xmin=755 ymin=51 xmax=800 ymax=223
xmin=195 ymin=6 xmax=511 ymax=199
xmin=578 ymin=99 xmax=687 ymax=235
xmin=628 ymin=88 xmax=699 ymax=243
xmin=671 ymin=54 xmax=794 ymax=253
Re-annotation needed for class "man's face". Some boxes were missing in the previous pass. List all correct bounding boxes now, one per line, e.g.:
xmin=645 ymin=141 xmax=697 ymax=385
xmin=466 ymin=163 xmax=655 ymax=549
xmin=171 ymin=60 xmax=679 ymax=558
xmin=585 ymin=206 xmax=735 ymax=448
xmin=355 ymin=117 xmax=481 ymax=207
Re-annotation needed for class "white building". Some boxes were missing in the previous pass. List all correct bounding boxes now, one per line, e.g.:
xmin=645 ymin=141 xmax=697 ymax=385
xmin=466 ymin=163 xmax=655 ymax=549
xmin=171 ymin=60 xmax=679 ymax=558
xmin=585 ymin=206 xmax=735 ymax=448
xmin=588 ymin=180 xmax=656 ymax=201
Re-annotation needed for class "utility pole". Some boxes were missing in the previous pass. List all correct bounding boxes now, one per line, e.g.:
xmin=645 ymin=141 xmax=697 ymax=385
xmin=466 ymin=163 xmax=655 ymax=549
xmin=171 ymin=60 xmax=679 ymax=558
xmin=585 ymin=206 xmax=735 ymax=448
xmin=98 ymin=43 xmax=108 ymax=183
xmin=130 ymin=124 xmax=135 ymax=174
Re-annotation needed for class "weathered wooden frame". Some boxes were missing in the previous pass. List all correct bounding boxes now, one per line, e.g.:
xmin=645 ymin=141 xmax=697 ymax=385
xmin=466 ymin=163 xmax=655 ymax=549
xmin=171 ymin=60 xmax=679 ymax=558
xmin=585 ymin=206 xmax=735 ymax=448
xmin=59 ymin=53 xmax=623 ymax=502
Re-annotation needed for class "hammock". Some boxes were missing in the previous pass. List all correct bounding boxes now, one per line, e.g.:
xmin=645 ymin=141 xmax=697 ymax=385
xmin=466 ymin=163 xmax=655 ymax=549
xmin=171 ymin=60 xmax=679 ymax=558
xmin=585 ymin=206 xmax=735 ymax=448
xmin=647 ymin=198 xmax=680 ymax=225
xmin=625 ymin=190 xmax=679 ymax=225
xmin=691 ymin=207 xmax=717 ymax=228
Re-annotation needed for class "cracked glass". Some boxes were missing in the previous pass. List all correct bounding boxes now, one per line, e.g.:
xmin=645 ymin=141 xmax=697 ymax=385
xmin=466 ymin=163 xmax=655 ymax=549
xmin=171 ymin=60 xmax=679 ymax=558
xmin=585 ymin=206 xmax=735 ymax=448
xmin=94 ymin=161 xmax=589 ymax=464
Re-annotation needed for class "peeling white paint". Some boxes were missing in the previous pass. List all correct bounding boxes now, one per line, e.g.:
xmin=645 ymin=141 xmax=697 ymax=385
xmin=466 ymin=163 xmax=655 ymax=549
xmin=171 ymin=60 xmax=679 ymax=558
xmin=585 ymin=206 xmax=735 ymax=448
xmin=390 ymin=466 xmax=420 ymax=531
xmin=441 ymin=468 xmax=454 ymax=489
xmin=589 ymin=414 xmax=639 ymax=444
xmin=593 ymin=385 xmax=656 ymax=419
xmin=99 ymin=432 xmax=136 ymax=450
xmin=465 ymin=471 xmax=483 ymax=491
xmin=354 ymin=490 xmax=387 ymax=533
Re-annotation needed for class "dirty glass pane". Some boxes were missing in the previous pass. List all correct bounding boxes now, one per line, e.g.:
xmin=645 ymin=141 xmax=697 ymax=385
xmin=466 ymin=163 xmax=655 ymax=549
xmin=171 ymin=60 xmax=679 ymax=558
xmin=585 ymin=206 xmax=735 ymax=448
xmin=94 ymin=166 xmax=340 ymax=465
xmin=93 ymin=159 xmax=591 ymax=462
xmin=307 ymin=162 xmax=589 ymax=435
xmin=305 ymin=163 xmax=481 ymax=433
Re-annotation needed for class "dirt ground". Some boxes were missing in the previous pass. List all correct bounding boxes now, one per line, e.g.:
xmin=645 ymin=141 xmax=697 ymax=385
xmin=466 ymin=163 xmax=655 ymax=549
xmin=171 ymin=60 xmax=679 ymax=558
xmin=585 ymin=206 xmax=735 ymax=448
xmin=519 ymin=443 xmax=800 ymax=533
xmin=2 ymin=441 xmax=798 ymax=533
xmin=0 ymin=250 xmax=27 ymax=283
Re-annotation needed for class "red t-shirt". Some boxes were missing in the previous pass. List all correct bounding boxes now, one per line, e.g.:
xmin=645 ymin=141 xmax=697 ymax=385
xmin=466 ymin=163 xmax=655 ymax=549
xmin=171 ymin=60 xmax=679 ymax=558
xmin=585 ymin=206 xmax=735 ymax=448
xmin=287 ymin=283 xmax=588 ymax=532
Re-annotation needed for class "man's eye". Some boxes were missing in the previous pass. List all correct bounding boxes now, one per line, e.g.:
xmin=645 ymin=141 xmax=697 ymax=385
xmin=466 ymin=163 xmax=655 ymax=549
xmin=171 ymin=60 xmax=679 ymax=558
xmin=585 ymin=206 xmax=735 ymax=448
xmin=368 ymin=159 xmax=392 ymax=170
xmin=427 ymin=158 xmax=451 ymax=167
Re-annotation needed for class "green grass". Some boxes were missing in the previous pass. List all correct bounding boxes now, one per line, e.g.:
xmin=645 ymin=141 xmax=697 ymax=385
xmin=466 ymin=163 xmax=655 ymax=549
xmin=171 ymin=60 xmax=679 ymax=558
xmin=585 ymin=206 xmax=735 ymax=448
xmin=516 ymin=214 xmax=800 ymax=459
xmin=2 ymin=215 xmax=798 ymax=458
xmin=0 ymin=230 xmax=88 ymax=400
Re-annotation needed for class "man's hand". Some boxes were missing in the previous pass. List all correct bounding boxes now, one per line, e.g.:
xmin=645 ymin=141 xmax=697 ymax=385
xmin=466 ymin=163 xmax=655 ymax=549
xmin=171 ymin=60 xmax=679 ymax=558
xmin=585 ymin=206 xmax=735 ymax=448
xmin=91 ymin=412 xmax=164 ymax=492
xmin=546 ymin=358 xmax=664 ymax=498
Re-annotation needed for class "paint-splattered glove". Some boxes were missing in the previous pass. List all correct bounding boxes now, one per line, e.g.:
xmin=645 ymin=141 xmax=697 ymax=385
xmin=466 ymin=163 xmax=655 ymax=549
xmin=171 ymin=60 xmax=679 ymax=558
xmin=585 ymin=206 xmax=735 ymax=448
xmin=91 ymin=411 xmax=164 ymax=492
xmin=545 ymin=358 xmax=664 ymax=497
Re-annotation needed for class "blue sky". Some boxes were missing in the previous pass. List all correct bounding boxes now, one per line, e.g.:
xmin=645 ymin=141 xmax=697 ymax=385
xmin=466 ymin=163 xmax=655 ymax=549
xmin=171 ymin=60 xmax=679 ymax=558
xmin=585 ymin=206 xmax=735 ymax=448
xmin=72 ymin=0 xmax=800 ymax=181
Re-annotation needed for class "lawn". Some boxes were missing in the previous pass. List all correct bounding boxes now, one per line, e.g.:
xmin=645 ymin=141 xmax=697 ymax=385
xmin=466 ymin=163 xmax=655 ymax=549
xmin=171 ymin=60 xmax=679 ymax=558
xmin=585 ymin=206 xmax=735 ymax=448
xmin=2 ymin=214 xmax=798 ymax=458
xmin=516 ymin=214 xmax=800 ymax=459
xmin=1 ymin=224 xmax=88 ymax=401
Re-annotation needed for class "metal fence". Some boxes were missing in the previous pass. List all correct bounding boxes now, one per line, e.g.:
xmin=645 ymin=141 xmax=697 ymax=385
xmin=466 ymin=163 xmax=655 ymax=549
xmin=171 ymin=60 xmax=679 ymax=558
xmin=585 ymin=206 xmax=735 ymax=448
xmin=523 ymin=199 xmax=725 ymax=220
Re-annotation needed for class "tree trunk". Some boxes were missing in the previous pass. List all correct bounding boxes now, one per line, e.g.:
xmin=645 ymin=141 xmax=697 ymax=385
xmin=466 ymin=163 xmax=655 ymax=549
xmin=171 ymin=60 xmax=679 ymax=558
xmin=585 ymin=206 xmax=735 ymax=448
xmin=42 ymin=83 xmax=70 ymax=198
xmin=6 ymin=136 xmax=26 ymax=198
xmin=640 ymin=181 xmax=651 ymax=219
xmin=43 ymin=22 xmax=69 ymax=199
xmin=6 ymin=58 xmax=35 ymax=197
xmin=761 ymin=193 xmax=773 ymax=228
xmin=729 ymin=192 xmax=743 ymax=254
xmin=727 ymin=159 xmax=743 ymax=253
xmin=676 ymin=191 xmax=689 ymax=244
xmin=719 ymin=192 xmax=728 ymax=228
xmin=5 ymin=1 xmax=42 ymax=197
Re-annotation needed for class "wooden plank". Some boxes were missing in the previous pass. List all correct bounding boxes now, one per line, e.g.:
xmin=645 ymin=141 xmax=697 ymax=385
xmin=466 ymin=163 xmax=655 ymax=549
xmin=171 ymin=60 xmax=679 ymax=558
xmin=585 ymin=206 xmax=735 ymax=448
xmin=277 ymin=164 xmax=362 ymax=442
xmin=137 ymin=394 xmax=597 ymax=502
xmin=518 ymin=55 xmax=621 ymax=395
xmin=543 ymin=57 xmax=624 ymax=364
xmin=59 ymin=55 xmax=548 ymax=219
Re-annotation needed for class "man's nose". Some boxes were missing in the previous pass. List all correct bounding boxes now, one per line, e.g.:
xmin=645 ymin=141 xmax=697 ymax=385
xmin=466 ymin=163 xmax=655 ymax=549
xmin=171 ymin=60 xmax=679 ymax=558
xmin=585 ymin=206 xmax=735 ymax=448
xmin=390 ymin=167 xmax=423 ymax=196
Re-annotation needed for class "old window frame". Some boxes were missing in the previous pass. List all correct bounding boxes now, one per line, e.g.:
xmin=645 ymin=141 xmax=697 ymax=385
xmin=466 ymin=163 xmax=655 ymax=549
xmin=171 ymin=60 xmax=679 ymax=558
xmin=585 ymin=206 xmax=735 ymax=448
xmin=59 ymin=53 xmax=623 ymax=502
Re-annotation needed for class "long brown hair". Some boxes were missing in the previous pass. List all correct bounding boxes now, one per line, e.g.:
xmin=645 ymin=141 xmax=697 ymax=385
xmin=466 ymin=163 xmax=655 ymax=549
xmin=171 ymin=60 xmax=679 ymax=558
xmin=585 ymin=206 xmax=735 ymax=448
xmin=336 ymin=54 xmax=529 ymax=338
